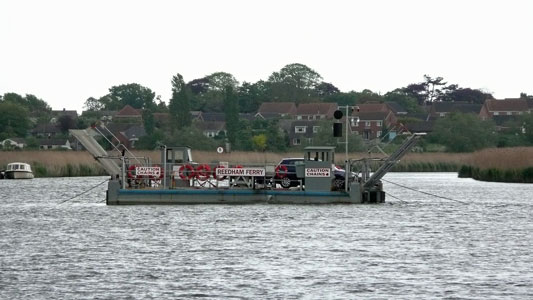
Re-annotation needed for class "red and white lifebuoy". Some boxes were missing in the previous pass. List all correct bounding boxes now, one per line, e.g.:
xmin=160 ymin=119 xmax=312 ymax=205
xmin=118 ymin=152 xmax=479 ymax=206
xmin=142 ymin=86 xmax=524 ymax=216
xmin=195 ymin=164 xmax=211 ymax=181
xmin=127 ymin=165 xmax=138 ymax=179
xmin=178 ymin=164 xmax=195 ymax=180
xmin=275 ymin=165 xmax=288 ymax=178
xmin=213 ymin=165 xmax=227 ymax=181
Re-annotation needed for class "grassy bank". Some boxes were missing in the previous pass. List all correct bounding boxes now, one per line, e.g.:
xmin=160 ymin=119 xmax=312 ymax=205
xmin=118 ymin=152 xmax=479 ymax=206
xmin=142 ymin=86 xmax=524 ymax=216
xmin=1 ymin=149 xmax=473 ymax=177
xmin=458 ymin=147 xmax=533 ymax=183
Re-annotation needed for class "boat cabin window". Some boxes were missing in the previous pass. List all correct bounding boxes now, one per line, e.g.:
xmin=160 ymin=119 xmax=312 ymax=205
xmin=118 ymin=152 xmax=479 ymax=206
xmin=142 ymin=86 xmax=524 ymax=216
xmin=305 ymin=151 xmax=333 ymax=163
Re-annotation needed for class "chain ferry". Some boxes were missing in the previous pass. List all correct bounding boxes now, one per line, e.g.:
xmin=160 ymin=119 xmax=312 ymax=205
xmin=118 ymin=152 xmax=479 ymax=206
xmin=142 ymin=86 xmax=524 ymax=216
xmin=70 ymin=125 xmax=422 ymax=205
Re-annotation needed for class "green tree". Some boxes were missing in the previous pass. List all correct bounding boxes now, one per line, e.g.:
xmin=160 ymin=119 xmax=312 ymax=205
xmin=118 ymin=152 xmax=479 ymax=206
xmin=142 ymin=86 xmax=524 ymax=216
xmin=58 ymin=115 xmax=77 ymax=133
xmin=383 ymin=91 xmax=422 ymax=113
xmin=266 ymin=63 xmax=323 ymax=104
xmin=252 ymin=134 xmax=267 ymax=151
xmin=310 ymin=120 xmax=365 ymax=152
xmin=99 ymin=83 xmax=156 ymax=110
xmin=169 ymin=73 xmax=192 ymax=132
xmin=224 ymin=86 xmax=239 ymax=146
xmin=83 ymin=97 xmax=104 ymax=111
xmin=0 ymin=102 xmax=30 ymax=137
xmin=429 ymin=113 xmax=496 ymax=152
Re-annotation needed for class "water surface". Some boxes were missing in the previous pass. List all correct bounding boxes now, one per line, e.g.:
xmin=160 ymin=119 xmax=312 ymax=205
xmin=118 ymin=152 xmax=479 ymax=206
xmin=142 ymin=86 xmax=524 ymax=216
xmin=1 ymin=173 xmax=532 ymax=299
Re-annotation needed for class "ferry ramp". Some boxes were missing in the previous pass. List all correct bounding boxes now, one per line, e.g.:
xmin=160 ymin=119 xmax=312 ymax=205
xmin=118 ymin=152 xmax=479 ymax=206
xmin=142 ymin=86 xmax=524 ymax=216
xmin=70 ymin=129 xmax=121 ymax=176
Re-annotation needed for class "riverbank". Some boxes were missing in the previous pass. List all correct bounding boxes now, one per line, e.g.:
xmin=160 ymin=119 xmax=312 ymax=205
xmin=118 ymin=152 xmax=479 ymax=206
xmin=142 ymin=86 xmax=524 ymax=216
xmin=458 ymin=147 xmax=533 ymax=183
xmin=0 ymin=149 xmax=471 ymax=178
xmin=1 ymin=148 xmax=531 ymax=179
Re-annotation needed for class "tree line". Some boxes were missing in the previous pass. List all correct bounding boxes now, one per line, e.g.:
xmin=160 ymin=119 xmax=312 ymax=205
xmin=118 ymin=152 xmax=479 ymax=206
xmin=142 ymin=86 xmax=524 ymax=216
xmin=2 ymin=63 xmax=533 ymax=152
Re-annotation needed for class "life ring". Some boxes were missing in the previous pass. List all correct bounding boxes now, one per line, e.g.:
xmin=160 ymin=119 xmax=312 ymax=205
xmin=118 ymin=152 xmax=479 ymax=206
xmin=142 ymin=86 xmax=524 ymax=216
xmin=178 ymin=164 xmax=195 ymax=180
xmin=275 ymin=165 xmax=288 ymax=178
xmin=127 ymin=165 xmax=138 ymax=179
xmin=213 ymin=165 xmax=227 ymax=181
xmin=195 ymin=164 xmax=211 ymax=181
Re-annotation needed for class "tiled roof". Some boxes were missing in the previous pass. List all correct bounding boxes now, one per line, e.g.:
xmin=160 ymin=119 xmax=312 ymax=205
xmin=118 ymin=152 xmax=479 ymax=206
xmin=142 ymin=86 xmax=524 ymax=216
xmin=201 ymin=112 xmax=225 ymax=122
xmin=485 ymin=99 xmax=529 ymax=112
xmin=296 ymin=103 xmax=337 ymax=115
xmin=116 ymin=105 xmax=142 ymax=116
xmin=385 ymin=102 xmax=407 ymax=114
xmin=357 ymin=103 xmax=389 ymax=113
xmin=356 ymin=111 xmax=389 ymax=120
xmin=258 ymin=102 xmax=296 ymax=114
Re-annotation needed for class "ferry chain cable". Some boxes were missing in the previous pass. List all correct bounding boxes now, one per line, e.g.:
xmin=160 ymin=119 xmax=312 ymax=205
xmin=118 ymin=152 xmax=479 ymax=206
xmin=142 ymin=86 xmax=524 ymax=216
xmin=59 ymin=178 xmax=109 ymax=204
xmin=381 ymin=178 xmax=468 ymax=204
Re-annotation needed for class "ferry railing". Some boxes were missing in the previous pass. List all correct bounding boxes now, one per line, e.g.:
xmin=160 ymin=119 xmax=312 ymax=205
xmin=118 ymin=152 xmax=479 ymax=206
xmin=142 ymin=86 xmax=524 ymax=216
xmin=123 ymin=162 xmax=306 ymax=191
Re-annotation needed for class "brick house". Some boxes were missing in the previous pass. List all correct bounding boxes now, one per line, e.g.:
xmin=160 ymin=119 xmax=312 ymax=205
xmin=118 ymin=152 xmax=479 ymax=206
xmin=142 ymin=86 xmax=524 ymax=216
xmin=350 ymin=111 xmax=397 ymax=140
xmin=479 ymin=99 xmax=530 ymax=120
xmin=429 ymin=101 xmax=482 ymax=119
xmin=114 ymin=105 xmax=142 ymax=123
xmin=288 ymin=120 xmax=321 ymax=146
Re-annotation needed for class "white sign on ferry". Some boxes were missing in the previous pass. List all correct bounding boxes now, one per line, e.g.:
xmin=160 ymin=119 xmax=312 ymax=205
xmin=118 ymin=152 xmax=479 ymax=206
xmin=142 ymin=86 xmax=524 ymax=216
xmin=136 ymin=166 xmax=161 ymax=177
xmin=305 ymin=168 xmax=331 ymax=177
xmin=216 ymin=168 xmax=265 ymax=177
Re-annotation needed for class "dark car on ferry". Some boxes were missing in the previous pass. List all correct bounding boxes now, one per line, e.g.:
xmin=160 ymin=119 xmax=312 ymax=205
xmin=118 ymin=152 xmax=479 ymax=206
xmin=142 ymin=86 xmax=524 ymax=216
xmin=274 ymin=158 xmax=349 ymax=189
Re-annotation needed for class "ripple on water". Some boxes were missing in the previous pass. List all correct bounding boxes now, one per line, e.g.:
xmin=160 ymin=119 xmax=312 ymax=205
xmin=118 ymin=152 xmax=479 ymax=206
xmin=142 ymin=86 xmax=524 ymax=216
xmin=1 ymin=174 xmax=533 ymax=299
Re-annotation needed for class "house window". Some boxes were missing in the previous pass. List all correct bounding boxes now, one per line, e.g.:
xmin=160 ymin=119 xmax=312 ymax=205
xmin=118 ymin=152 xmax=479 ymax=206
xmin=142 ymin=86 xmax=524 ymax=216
xmin=377 ymin=121 xmax=382 ymax=127
xmin=307 ymin=138 xmax=313 ymax=144
xmin=439 ymin=113 xmax=446 ymax=117
xmin=494 ymin=112 xmax=499 ymax=116
xmin=313 ymin=126 xmax=320 ymax=133
xmin=293 ymin=138 xmax=301 ymax=145
xmin=350 ymin=118 xmax=358 ymax=126
xmin=365 ymin=121 xmax=371 ymax=127
xmin=295 ymin=126 xmax=306 ymax=133
xmin=377 ymin=131 xmax=382 ymax=137
xmin=507 ymin=112 xmax=512 ymax=115
xmin=297 ymin=115 xmax=302 ymax=120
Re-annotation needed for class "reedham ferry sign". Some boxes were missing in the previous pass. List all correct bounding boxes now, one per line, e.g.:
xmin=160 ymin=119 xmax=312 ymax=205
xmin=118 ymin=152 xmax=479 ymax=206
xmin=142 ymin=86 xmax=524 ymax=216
xmin=216 ymin=168 xmax=265 ymax=177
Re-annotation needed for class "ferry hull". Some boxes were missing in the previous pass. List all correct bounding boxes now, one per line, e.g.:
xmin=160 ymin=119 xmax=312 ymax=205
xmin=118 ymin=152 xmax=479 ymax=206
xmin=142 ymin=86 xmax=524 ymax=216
xmin=105 ymin=181 xmax=370 ymax=205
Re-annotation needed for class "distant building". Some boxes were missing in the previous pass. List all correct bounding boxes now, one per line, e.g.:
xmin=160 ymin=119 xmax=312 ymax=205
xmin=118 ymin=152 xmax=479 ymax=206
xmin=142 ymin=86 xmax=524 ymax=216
xmin=295 ymin=103 xmax=337 ymax=120
xmin=479 ymin=99 xmax=530 ymax=120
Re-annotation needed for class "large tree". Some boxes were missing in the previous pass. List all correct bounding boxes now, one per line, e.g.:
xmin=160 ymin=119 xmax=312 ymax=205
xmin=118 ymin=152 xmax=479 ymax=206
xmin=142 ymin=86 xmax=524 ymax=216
xmin=266 ymin=63 xmax=323 ymax=103
xmin=224 ymin=86 xmax=240 ymax=146
xmin=0 ymin=102 xmax=30 ymax=138
xmin=98 ymin=83 xmax=156 ymax=110
xmin=187 ymin=72 xmax=239 ymax=112
xmin=169 ymin=73 xmax=192 ymax=131
xmin=429 ymin=113 xmax=496 ymax=152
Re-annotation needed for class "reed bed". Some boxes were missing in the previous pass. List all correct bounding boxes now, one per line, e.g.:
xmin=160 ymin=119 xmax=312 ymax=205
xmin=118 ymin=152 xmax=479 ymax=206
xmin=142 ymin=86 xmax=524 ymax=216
xmin=0 ymin=151 xmax=106 ymax=177
xmin=458 ymin=147 xmax=533 ymax=183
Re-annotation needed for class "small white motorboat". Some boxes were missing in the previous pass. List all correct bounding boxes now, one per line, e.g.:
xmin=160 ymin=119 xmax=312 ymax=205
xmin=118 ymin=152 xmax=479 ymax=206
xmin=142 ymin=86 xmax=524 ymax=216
xmin=4 ymin=162 xmax=34 ymax=179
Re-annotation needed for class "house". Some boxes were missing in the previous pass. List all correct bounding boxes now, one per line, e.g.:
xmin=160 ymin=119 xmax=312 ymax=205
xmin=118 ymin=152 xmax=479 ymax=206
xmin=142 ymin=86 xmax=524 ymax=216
xmin=288 ymin=120 xmax=321 ymax=146
xmin=0 ymin=138 xmax=26 ymax=149
xmin=255 ymin=102 xmax=297 ymax=120
xmin=429 ymin=101 xmax=482 ymax=119
xmin=295 ymin=103 xmax=337 ymax=120
xmin=196 ymin=121 xmax=226 ymax=138
xmin=31 ymin=123 xmax=62 ymax=138
xmin=39 ymin=138 xmax=71 ymax=150
xmin=114 ymin=105 xmax=142 ymax=123
xmin=385 ymin=102 xmax=408 ymax=116
xmin=479 ymin=99 xmax=530 ymax=120
xmin=357 ymin=102 xmax=391 ymax=114
xmin=50 ymin=108 xmax=78 ymax=123
xmin=350 ymin=111 xmax=397 ymax=140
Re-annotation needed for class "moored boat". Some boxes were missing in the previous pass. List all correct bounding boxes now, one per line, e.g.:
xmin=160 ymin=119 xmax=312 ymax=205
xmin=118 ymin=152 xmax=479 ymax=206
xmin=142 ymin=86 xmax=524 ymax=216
xmin=4 ymin=162 xmax=34 ymax=179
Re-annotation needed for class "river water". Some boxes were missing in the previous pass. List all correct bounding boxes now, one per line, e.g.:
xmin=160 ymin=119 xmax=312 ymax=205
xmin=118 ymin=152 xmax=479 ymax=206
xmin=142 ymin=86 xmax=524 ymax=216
xmin=1 ymin=173 xmax=532 ymax=299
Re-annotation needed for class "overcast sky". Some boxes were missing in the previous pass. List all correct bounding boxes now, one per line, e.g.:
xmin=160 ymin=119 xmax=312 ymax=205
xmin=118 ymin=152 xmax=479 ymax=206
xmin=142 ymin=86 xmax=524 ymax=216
xmin=1 ymin=0 xmax=532 ymax=112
